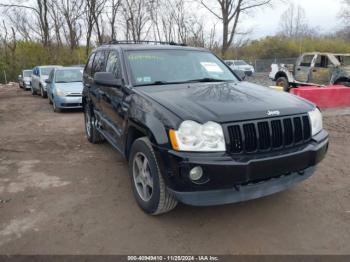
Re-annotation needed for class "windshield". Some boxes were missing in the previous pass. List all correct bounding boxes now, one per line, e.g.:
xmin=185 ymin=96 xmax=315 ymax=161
xmin=41 ymin=67 xmax=55 ymax=75
xmin=126 ymin=50 xmax=237 ymax=86
xmin=235 ymin=60 xmax=248 ymax=66
xmin=55 ymin=69 xmax=82 ymax=83
xmin=23 ymin=70 xmax=32 ymax=77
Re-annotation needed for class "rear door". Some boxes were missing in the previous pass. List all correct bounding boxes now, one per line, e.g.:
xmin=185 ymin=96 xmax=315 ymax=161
xmin=309 ymin=54 xmax=333 ymax=85
xmin=83 ymin=52 xmax=96 ymax=103
xmin=90 ymin=51 xmax=107 ymax=114
xmin=294 ymin=54 xmax=315 ymax=83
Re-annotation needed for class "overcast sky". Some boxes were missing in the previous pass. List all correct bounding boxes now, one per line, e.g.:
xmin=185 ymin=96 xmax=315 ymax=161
xmin=244 ymin=0 xmax=343 ymax=39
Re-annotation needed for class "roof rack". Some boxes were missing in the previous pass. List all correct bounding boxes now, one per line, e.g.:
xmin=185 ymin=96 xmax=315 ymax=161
xmin=104 ymin=40 xmax=187 ymax=46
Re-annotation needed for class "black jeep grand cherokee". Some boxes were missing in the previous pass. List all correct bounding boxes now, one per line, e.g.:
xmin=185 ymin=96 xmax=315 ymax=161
xmin=82 ymin=41 xmax=329 ymax=215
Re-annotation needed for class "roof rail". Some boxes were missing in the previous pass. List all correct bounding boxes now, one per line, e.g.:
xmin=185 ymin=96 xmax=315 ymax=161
xmin=103 ymin=40 xmax=187 ymax=46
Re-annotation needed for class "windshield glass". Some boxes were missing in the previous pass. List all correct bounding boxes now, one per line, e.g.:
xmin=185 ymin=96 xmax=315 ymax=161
xmin=23 ymin=70 xmax=32 ymax=77
xmin=55 ymin=69 xmax=82 ymax=83
xmin=41 ymin=67 xmax=55 ymax=75
xmin=235 ymin=60 xmax=248 ymax=66
xmin=126 ymin=50 xmax=237 ymax=86
xmin=336 ymin=55 xmax=350 ymax=66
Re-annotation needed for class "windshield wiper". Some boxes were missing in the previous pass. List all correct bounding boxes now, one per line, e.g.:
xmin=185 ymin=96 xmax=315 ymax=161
xmin=185 ymin=78 xmax=229 ymax=83
xmin=135 ymin=81 xmax=184 ymax=87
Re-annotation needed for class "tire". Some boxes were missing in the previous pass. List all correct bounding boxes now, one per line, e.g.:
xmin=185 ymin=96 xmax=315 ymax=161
xmin=276 ymin=77 xmax=290 ymax=92
xmin=129 ymin=137 xmax=177 ymax=215
xmin=52 ymin=100 xmax=61 ymax=113
xmin=31 ymin=86 xmax=37 ymax=96
xmin=84 ymin=104 xmax=104 ymax=143
xmin=40 ymin=86 xmax=47 ymax=98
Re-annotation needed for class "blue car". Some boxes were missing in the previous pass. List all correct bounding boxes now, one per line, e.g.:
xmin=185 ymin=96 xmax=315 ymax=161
xmin=46 ymin=67 xmax=83 ymax=112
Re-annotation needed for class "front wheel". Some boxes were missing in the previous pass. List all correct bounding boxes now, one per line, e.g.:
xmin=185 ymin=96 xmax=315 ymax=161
xmin=40 ymin=86 xmax=47 ymax=98
xmin=52 ymin=100 xmax=61 ymax=113
xmin=31 ymin=86 xmax=37 ymax=96
xmin=276 ymin=77 xmax=290 ymax=92
xmin=129 ymin=137 xmax=177 ymax=215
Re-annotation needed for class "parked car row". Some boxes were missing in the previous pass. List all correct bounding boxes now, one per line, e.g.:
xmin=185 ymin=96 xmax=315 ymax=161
xmin=18 ymin=65 xmax=84 ymax=113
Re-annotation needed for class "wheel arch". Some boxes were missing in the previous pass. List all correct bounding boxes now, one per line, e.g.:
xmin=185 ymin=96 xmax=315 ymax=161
xmin=275 ymin=71 xmax=288 ymax=81
xmin=124 ymin=117 xmax=169 ymax=160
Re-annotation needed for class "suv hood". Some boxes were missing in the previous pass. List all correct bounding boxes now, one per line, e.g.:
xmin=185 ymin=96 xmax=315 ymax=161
xmin=137 ymin=81 xmax=314 ymax=123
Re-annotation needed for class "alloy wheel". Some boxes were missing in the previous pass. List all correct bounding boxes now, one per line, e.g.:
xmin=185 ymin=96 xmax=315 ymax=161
xmin=133 ymin=152 xmax=153 ymax=202
xmin=85 ymin=108 xmax=92 ymax=137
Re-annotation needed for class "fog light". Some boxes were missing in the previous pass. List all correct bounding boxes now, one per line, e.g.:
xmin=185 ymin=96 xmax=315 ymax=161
xmin=189 ymin=166 xmax=203 ymax=181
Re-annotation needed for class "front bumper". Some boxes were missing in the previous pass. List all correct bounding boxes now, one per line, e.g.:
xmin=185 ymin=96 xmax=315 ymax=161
xmin=244 ymin=70 xmax=253 ymax=76
xmin=156 ymin=130 xmax=328 ymax=206
xmin=54 ymin=96 xmax=82 ymax=108
xmin=169 ymin=166 xmax=315 ymax=206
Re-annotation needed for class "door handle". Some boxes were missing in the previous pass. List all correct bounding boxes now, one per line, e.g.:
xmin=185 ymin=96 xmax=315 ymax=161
xmin=297 ymin=68 xmax=301 ymax=71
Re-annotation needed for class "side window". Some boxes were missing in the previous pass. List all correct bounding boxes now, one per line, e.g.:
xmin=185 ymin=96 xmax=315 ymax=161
xmin=92 ymin=51 xmax=106 ymax=76
xmin=105 ymin=51 xmax=120 ymax=78
xmin=314 ymin=55 xmax=329 ymax=68
xmin=299 ymin=55 xmax=314 ymax=67
xmin=85 ymin=53 xmax=96 ymax=76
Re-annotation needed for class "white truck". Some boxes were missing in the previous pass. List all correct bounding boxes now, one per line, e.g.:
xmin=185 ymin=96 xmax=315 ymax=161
xmin=269 ymin=52 xmax=350 ymax=91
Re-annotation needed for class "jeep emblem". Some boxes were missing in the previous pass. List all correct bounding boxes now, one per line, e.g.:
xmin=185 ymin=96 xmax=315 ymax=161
xmin=267 ymin=110 xmax=280 ymax=116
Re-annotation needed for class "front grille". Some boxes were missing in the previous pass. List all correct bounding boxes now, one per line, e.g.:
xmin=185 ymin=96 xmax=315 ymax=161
xmin=227 ymin=115 xmax=311 ymax=154
xmin=60 ymin=103 xmax=82 ymax=107
xmin=66 ymin=93 xmax=82 ymax=97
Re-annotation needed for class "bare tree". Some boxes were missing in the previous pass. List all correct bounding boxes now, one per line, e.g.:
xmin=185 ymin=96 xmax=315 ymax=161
xmin=84 ymin=0 xmax=107 ymax=54
xmin=0 ymin=1 xmax=51 ymax=47
xmin=278 ymin=3 xmax=317 ymax=39
xmin=122 ymin=0 xmax=152 ymax=41
xmin=200 ymin=0 xmax=273 ymax=57
xmin=107 ymin=0 xmax=122 ymax=40
xmin=53 ymin=0 xmax=84 ymax=50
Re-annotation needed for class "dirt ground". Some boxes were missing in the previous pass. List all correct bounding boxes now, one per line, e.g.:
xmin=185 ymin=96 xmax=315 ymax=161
xmin=0 ymin=82 xmax=349 ymax=255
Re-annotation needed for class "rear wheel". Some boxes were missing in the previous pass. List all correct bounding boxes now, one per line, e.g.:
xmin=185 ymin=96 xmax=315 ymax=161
xmin=276 ymin=77 xmax=290 ymax=92
xmin=84 ymin=104 xmax=104 ymax=143
xmin=129 ymin=137 xmax=177 ymax=215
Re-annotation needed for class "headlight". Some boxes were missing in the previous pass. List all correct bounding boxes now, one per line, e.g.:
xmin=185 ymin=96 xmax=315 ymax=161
xmin=169 ymin=120 xmax=226 ymax=152
xmin=308 ymin=108 xmax=323 ymax=136
xmin=56 ymin=88 xmax=67 ymax=97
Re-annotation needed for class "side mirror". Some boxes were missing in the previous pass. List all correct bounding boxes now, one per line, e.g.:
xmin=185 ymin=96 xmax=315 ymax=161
xmin=94 ymin=72 xmax=122 ymax=87
xmin=45 ymin=79 xmax=51 ymax=84
xmin=234 ymin=70 xmax=246 ymax=81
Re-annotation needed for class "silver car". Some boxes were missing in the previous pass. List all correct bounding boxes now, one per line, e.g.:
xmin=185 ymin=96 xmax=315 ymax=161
xmin=18 ymin=69 xmax=32 ymax=90
xmin=31 ymin=65 xmax=62 ymax=98
xmin=225 ymin=60 xmax=255 ymax=76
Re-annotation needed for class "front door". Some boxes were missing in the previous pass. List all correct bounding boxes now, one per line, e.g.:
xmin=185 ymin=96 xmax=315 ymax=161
xmin=309 ymin=55 xmax=333 ymax=85
xmin=99 ymin=50 xmax=125 ymax=149
xmin=294 ymin=54 xmax=315 ymax=83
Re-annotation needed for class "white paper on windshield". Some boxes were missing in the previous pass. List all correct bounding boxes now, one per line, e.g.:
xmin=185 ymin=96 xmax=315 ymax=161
xmin=200 ymin=62 xmax=223 ymax=73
